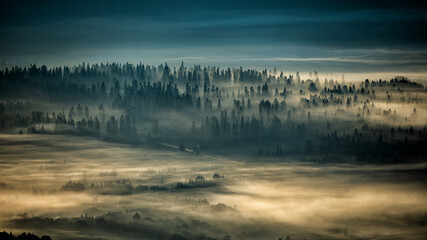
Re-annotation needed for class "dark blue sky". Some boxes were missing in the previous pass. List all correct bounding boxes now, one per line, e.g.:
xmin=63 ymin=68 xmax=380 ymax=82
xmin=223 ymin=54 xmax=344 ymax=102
xmin=1 ymin=0 xmax=426 ymax=74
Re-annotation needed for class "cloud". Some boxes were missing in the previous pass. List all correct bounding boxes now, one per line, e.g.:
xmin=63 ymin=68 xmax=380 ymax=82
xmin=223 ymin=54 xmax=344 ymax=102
xmin=231 ymin=56 xmax=427 ymax=65
xmin=0 ymin=0 xmax=426 ymax=73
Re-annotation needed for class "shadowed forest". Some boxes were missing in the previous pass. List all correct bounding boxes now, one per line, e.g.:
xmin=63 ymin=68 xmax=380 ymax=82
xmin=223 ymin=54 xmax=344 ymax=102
xmin=0 ymin=63 xmax=426 ymax=240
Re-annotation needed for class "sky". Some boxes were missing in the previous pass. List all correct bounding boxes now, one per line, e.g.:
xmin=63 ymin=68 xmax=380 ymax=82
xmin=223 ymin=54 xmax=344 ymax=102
xmin=1 ymin=0 xmax=427 ymax=77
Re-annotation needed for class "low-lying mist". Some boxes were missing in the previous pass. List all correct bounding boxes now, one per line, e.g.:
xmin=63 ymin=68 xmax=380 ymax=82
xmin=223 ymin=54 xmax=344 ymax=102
xmin=1 ymin=134 xmax=426 ymax=240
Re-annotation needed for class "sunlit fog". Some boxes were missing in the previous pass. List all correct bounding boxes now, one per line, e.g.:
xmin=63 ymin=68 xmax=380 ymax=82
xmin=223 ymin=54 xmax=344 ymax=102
xmin=1 ymin=0 xmax=427 ymax=240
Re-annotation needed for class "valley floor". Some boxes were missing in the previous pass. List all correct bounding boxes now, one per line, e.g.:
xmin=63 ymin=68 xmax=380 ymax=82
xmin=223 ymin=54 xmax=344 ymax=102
xmin=0 ymin=134 xmax=426 ymax=240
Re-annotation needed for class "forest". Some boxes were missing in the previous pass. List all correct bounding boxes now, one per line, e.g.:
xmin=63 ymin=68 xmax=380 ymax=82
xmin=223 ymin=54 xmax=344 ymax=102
xmin=1 ymin=62 xmax=425 ymax=163
xmin=0 ymin=62 xmax=426 ymax=240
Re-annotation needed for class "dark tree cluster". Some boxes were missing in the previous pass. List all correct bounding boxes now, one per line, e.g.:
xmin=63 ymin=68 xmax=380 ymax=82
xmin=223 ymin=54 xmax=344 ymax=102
xmin=0 ymin=231 xmax=51 ymax=240
xmin=0 ymin=62 xmax=426 ymax=164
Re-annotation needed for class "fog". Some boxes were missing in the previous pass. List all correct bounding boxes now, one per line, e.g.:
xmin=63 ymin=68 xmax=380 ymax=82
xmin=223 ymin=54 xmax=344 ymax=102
xmin=1 ymin=133 xmax=426 ymax=240
xmin=0 ymin=62 xmax=427 ymax=239
xmin=1 ymin=0 xmax=426 ymax=239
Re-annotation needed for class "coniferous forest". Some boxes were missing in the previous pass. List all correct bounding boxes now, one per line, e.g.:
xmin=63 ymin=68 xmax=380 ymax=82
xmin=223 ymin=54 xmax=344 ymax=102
xmin=1 ymin=63 xmax=425 ymax=162
xmin=1 ymin=62 xmax=426 ymax=240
